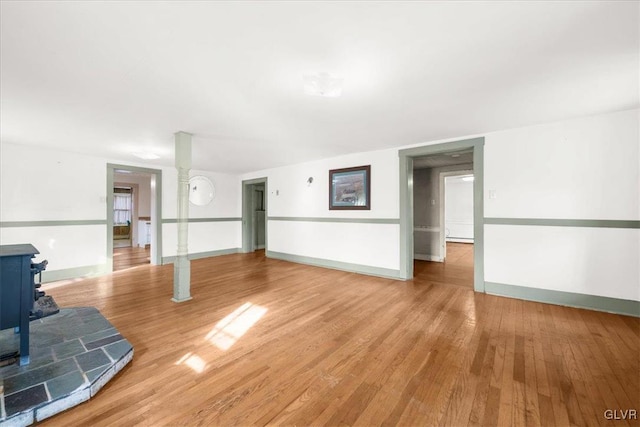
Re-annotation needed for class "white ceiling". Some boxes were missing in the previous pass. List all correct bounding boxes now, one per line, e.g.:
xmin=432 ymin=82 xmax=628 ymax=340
xmin=1 ymin=1 xmax=638 ymax=174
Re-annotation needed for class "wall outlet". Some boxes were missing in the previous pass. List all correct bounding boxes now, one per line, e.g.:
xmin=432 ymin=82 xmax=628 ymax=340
xmin=430 ymin=199 xmax=436 ymax=206
xmin=489 ymin=190 xmax=497 ymax=200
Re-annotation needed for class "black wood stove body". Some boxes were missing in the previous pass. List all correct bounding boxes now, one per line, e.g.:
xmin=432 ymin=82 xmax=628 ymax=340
xmin=0 ymin=243 xmax=54 ymax=365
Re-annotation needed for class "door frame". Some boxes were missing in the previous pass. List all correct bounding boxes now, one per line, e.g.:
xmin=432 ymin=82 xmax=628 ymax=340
xmin=107 ymin=164 xmax=163 ymax=271
xmin=398 ymin=137 xmax=485 ymax=292
xmin=242 ymin=177 xmax=268 ymax=253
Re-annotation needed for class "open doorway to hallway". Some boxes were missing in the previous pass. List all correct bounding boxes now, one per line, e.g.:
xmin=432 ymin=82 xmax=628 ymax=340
xmin=107 ymin=164 xmax=163 ymax=273
xmin=242 ymin=178 xmax=267 ymax=254
xmin=398 ymin=137 xmax=485 ymax=292
xmin=112 ymin=170 xmax=152 ymax=270
xmin=412 ymin=149 xmax=474 ymax=288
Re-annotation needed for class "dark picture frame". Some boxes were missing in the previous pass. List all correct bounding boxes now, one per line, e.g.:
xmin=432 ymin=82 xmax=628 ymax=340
xmin=329 ymin=165 xmax=371 ymax=210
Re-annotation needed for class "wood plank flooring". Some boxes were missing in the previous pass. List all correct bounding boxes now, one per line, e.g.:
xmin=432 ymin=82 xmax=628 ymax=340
xmin=38 ymin=252 xmax=639 ymax=426
xmin=415 ymin=242 xmax=474 ymax=288
xmin=113 ymin=246 xmax=150 ymax=271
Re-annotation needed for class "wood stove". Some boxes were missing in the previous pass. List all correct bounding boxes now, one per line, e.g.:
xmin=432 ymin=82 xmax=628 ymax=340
xmin=0 ymin=244 xmax=58 ymax=366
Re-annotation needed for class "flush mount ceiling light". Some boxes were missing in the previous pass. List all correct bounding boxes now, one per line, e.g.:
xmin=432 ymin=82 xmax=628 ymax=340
xmin=462 ymin=176 xmax=475 ymax=182
xmin=303 ymin=72 xmax=343 ymax=97
xmin=132 ymin=151 xmax=160 ymax=160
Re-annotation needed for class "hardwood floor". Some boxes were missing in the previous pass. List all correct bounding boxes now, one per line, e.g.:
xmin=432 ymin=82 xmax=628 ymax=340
xmin=415 ymin=242 xmax=474 ymax=288
xmin=113 ymin=246 xmax=150 ymax=271
xmin=39 ymin=252 xmax=638 ymax=426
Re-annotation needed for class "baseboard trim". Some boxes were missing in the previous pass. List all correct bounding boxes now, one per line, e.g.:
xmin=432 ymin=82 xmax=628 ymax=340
xmin=485 ymin=281 xmax=640 ymax=317
xmin=414 ymin=254 xmax=443 ymax=262
xmin=446 ymin=238 xmax=474 ymax=243
xmin=484 ymin=218 xmax=640 ymax=229
xmin=162 ymin=217 xmax=241 ymax=223
xmin=268 ymin=216 xmax=400 ymax=224
xmin=0 ymin=220 xmax=106 ymax=228
xmin=162 ymin=248 xmax=240 ymax=264
xmin=267 ymin=250 xmax=402 ymax=280
xmin=41 ymin=264 xmax=108 ymax=283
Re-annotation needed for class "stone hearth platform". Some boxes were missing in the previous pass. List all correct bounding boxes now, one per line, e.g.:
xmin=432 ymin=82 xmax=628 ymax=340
xmin=0 ymin=307 xmax=133 ymax=426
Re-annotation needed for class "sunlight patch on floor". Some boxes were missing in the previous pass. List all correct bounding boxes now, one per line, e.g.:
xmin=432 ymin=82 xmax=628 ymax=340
xmin=176 ymin=352 xmax=207 ymax=373
xmin=41 ymin=277 xmax=85 ymax=291
xmin=205 ymin=302 xmax=268 ymax=351
xmin=463 ymin=297 xmax=477 ymax=326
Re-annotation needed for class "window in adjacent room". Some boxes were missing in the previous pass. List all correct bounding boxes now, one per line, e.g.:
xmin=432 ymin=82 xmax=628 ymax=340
xmin=113 ymin=188 xmax=132 ymax=225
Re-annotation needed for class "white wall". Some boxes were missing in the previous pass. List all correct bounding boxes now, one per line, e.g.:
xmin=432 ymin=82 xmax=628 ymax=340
xmin=243 ymin=108 xmax=639 ymax=301
xmin=2 ymin=108 xmax=638 ymax=302
xmin=162 ymin=222 xmax=242 ymax=258
xmin=483 ymin=109 xmax=639 ymax=302
xmin=0 ymin=143 xmax=108 ymax=272
xmin=161 ymin=168 xmax=242 ymax=258
xmin=268 ymin=221 xmax=400 ymax=270
xmin=243 ymin=148 xmax=400 ymax=270
xmin=0 ymin=144 xmax=107 ymax=222
xmin=485 ymin=226 xmax=639 ymax=300
xmin=161 ymin=168 xmax=241 ymax=220
xmin=0 ymin=225 xmax=107 ymax=271
xmin=247 ymin=148 xmax=399 ymax=219
xmin=0 ymin=143 xmax=242 ymax=277
xmin=484 ymin=109 xmax=638 ymax=220
xmin=445 ymin=176 xmax=474 ymax=240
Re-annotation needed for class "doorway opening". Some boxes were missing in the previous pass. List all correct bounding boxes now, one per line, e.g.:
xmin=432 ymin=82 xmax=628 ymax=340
xmin=113 ymin=186 xmax=134 ymax=249
xmin=107 ymin=164 xmax=163 ymax=272
xmin=399 ymin=138 xmax=484 ymax=291
xmin=412 ymin=152 xmax=474 ymax=287
xmin=242 ymin=178 xmax=267 ymax=254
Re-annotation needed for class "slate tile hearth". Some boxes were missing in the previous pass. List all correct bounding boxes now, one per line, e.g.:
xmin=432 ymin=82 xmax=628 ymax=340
xmin=4 ymin=384 xmax=48 ymax=418
xmin=85 ymin=334 xmax=123 ymax=350
xmin=0 ymin=308 xmax=133 ymax=426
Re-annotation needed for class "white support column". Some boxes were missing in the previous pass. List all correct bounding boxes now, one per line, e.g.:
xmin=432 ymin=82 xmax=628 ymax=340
xmin=172 ymin=131 xmax=192 ymax=302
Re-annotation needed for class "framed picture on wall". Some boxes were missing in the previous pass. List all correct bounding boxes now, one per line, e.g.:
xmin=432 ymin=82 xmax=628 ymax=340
xmin=329 ymin=165 xmax=371 ymax=210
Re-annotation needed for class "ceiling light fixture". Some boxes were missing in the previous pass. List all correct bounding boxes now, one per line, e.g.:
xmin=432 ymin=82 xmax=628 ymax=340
xmin=132 ymin=152 xmax=160 ymax=160
xmin=462 ymin=176 xmax=475 ymax=182
xmin=303 ymin=72 xmax=343 ymax=97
